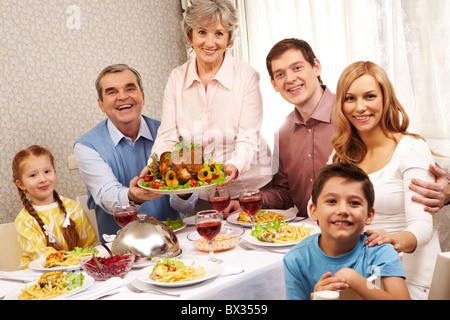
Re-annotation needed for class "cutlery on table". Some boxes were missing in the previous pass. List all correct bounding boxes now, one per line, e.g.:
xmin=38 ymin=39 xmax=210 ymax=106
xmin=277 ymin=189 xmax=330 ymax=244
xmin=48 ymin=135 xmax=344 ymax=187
xmin=238 ymin=242 xmax=287 ymax=254
xmin=126 ymin=282 xmax=181 ymax=297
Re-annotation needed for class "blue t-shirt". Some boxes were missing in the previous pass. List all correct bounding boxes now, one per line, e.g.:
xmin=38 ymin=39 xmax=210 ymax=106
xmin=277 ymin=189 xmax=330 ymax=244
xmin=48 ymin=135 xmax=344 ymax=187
xmin=283 ymin=233 xmax=405 ymax=300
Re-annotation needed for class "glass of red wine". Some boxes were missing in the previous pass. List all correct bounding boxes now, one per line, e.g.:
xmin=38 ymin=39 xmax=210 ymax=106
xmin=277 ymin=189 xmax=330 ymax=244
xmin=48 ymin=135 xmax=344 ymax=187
xmin=195 ymin=209 xmax=222 ymax=263
xmin=208 ymin=186 xmax=230 ymax=218
xmin=113 ymin=202 xmax=138 ymax=229
xmin=239 ymin=189 xmax=262 ymax=229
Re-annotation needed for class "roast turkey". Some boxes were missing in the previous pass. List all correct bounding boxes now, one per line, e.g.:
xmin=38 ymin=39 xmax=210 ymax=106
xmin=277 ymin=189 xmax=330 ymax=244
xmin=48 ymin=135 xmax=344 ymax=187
xmin=159 ymin=146 xmax=205 ymax=184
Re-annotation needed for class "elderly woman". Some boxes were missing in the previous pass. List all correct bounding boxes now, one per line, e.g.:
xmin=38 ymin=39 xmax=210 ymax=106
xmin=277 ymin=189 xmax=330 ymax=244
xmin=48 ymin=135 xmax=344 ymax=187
xmin=151 ymin=0 xmax=272 ymax=211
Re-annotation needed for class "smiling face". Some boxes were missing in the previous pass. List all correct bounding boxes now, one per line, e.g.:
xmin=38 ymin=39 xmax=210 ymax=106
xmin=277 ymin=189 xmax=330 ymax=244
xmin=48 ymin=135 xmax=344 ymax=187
xmin=191 ymin=19 xmax=229 ymax=70
xmin=97 ymin=69 xmax=145 ymax=139
xmin=16 ymin=155 xmax=57 ymax=206
xmin=269 ymin=48 xmax=323 ymax=115
xmin=309 ymin=176 xmax=374 ymax=255
xmin=342 ymin=74 xmax=384 ymax=136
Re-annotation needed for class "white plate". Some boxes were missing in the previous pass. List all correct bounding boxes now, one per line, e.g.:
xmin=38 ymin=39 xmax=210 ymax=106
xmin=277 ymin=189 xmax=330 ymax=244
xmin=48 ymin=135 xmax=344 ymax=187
xmin=244 ymin=222 xmax=320 ymax=247
xmin=132 ymin=247 xmax=184 ymax=269
xmin=28 ymin=246 xmax=110 ymax=272
xmin=166 ymin=222 xmax=187 ymax=233
xmin=5 ymin=274 xmax=94 ymax=300
xmin=227 ymin=209 xmax=296 ymax=228
xmin=136 ymin=259 xmax=223 ymax=287
xmin=138 ymin=179 xmax=217 ymax=195
xmin=29 ymin=257 xmax=81 ymax=272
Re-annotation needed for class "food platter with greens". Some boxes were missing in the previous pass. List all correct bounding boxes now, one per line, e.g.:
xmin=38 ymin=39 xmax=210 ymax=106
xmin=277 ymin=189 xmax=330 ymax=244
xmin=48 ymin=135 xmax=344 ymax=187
xmin=138 ymin=141 xmax=226 ymax=194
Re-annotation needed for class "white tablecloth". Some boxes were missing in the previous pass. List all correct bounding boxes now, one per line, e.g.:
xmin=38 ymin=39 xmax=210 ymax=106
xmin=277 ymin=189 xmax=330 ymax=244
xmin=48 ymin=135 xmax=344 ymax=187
xmin=0 ymin=217 xmax=316 ymax=300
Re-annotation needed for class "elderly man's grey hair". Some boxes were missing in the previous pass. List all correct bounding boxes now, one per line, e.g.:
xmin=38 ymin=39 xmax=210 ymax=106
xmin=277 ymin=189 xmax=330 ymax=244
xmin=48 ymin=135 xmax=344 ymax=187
xmin=95 ymin=64 xmax=143 ymax=101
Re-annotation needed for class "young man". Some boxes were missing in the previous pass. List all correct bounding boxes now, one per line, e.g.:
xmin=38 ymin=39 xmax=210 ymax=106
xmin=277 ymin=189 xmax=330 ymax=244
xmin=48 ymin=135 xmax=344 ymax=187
xmin=284 ymin=162 xmax=410 ymax=300
xmin=74 ymin=64 xmax=181 ymax=236
xmin=224 ymin=38 xmax=449 ymax=217
xmin=260 ymin=39 xmax=335 ymax=217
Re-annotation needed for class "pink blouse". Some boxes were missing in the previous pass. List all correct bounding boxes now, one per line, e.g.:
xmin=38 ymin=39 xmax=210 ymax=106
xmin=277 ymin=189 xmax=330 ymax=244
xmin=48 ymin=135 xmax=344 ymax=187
xmin=151 ymin=52 xmax=272 ymax=198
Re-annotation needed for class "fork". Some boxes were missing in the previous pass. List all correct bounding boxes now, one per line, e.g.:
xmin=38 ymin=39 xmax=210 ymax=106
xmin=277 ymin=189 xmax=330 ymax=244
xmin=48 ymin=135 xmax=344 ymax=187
xmin=238 ymin=242 xmax=287 ymax=254
xmin=126 ymin=282 xmax=181 ymax=297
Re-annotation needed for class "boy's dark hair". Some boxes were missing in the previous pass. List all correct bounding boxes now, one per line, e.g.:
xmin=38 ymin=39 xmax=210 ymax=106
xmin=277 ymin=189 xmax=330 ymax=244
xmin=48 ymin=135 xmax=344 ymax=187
xmin=311 ymin=162 xmax=375 ymax=212
xmin=266 ymin=38 xmax=323 ymax=85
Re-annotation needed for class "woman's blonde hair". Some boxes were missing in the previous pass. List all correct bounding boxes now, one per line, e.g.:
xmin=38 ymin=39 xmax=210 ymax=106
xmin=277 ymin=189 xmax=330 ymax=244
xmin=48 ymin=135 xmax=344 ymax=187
xmin=182 ymin=0 xmax=238 ymax=49
xmin=12 ymin=145 xmax=81 ymax=251
xmin=331 ymin=61 xmax=423 ymax=164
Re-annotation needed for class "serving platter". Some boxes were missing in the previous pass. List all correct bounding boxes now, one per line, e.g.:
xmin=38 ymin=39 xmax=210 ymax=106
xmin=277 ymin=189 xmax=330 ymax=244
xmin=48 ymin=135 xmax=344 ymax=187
xmin=138 ymin=179 xmax=217 ymax=195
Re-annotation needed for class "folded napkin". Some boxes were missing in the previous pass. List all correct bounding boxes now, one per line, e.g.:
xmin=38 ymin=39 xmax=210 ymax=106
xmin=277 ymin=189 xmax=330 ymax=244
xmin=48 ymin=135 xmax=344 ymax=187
xmin=218 ymin=265 xmax=245 ymax=277
xmin=64 ymin=277 xmax=125 ymax=300
xmin=0 ymin=271 xmax=41 ymax=283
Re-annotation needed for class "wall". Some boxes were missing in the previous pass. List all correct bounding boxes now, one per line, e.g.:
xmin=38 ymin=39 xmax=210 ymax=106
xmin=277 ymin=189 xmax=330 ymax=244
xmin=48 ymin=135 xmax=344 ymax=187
xmin=0 ymin=0 xmax=187 ymax=223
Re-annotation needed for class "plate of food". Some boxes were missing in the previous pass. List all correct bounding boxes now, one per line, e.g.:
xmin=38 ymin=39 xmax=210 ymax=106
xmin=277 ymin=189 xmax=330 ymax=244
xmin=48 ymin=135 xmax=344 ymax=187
xmin=28 ymin=247 xmax=103 ymax=272
xmin=244 ymin=221 xmax=319 ymax=247
xmin=227 ymin=209 xmax=296 ymax=227
xmin=138 ymin=142 xmax=226 ymax=194
xmin=136 ymin=258 xmax=223 ymax=287
xmin=164 ymin=217 xmax=186 ymax=233
xmin=131 ymin=247 xmax=184 ymax=269
xmin=5 ymin=272 xmax=94 ymax=300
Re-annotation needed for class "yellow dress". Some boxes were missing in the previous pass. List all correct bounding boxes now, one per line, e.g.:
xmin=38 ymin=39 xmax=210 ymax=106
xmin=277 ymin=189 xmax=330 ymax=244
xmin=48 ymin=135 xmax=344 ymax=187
xmin=14 ymin=196 xmax=97 ymax=269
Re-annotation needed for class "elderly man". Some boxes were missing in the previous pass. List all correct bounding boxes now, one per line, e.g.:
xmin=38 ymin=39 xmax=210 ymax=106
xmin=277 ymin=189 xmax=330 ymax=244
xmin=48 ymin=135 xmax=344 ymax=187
xmin=74 ymin=64 xmax=181 ymax=237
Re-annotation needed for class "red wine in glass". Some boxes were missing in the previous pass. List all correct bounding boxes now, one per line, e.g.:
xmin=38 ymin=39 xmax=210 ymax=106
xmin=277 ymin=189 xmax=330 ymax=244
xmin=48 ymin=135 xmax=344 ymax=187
xmin=196 ymin=220 xmax=222 ymax=241
xmin=114 ymin=211 xmax=138 ymax=228
xmin=239 ymin=196 xmax=262 ymax=217
xmin=113 ymin=202 xmax=138 ymax=229
xmin=195 ymin=210 xmax=223 ymax=263
xmin=209 ymin=196 xmax=231 ymax=212
xmin=208 ymin=187 xmax=231 ymax=216
xmin=239 ymin=189 xmax=262 ymax=229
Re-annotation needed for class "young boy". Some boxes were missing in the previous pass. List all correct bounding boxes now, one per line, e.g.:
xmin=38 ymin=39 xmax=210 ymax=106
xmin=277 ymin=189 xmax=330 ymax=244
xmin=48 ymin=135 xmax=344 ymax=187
xmin=283 ymin=162 xmax=410 ymax=300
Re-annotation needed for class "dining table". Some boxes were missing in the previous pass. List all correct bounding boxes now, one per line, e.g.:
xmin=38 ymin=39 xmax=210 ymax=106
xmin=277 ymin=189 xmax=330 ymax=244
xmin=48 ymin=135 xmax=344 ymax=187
xmin=0 ymin=213 xmax=318 ymax=301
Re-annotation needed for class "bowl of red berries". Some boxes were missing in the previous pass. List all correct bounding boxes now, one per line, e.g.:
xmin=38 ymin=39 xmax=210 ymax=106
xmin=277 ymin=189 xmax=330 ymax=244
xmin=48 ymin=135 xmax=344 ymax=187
xmin=79 ymin=243 xmax=136 ymax=280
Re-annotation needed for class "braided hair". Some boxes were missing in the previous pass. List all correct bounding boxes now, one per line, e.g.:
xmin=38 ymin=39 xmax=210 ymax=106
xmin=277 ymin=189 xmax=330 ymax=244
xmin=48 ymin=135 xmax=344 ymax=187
xmin=12 ymin=145 xmax=81 ymax=251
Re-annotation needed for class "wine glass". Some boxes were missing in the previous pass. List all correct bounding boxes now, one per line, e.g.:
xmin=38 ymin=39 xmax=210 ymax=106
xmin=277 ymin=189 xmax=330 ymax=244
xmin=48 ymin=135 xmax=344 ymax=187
xmin=238 ymin=189 xmax=262 ymax=229
xmin=195 ymin=210 xmax=222 ymax=263
xmin=207 ymin=186 xmax=230 ymax=218
xmin=113 ymin=201 xmax=138 ymax=228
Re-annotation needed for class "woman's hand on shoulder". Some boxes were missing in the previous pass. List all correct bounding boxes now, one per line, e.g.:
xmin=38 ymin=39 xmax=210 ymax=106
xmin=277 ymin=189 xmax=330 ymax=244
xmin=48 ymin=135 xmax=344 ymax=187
xmin=364 ymin=229 xmax=416 ymax=253
xmin=364 ymin=229 xmax=398 ymax=250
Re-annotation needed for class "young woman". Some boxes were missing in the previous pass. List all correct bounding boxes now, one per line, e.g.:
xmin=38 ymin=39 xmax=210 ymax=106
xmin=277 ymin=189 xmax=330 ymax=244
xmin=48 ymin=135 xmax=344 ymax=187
xmin=330 ymin=61 xmax=442 ymax=299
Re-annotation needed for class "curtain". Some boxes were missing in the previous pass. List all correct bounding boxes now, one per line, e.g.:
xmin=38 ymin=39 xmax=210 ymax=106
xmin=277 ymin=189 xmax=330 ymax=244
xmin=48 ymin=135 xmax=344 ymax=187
xmin=233 ymin=0 xmax=449 ymax=162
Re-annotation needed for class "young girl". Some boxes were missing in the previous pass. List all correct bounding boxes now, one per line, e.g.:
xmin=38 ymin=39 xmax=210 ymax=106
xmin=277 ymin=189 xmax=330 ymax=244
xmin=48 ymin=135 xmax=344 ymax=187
xmin=12 ymin=145 xmax=97 ymax=269
xmin=330 ymin=61 xmax=442 ymax=299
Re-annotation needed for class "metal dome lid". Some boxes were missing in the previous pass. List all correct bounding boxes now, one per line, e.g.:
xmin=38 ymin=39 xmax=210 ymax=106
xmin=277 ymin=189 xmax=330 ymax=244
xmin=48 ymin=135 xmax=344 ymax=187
xmin=111 ymin=213 xmax=181 ymax=262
